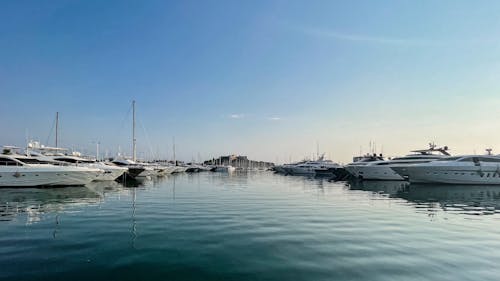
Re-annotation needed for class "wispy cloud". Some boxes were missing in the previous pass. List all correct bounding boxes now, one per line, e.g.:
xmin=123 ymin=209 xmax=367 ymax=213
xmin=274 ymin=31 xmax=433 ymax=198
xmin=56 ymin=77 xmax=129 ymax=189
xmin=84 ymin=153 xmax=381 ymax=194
xmin=226 ymin=114 xmax=283 ymax=121
xmin=229 ymin=114 xmax=245 ymax=119
xmin=296 ymin=26 xmax=440 ymax=46
xmin=268 ymin=117 xmax=282 ymax=121
xmin=293 ymin=24 xmax=500 ymax=47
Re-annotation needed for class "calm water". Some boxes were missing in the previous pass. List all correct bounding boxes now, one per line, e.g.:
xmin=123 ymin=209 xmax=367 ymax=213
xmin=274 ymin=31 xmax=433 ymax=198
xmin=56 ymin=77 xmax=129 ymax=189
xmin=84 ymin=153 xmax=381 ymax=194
xmin=2 ymin=172 xmax=500 ymax=281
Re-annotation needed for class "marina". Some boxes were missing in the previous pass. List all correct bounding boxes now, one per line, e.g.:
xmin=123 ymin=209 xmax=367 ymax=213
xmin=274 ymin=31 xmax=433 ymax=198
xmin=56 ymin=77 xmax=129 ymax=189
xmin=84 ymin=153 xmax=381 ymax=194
xmin=2 ymin=102 xmax=500 ymax=281
xmin=2 ymin=1 xmax=500 ymax=280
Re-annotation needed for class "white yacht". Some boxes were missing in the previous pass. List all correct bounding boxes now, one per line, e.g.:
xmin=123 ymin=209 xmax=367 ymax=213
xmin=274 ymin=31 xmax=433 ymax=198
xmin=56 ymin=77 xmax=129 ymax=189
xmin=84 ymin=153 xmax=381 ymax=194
xmin=0 ymin=148 xmax=102 ymax=187
xmin=171 ymin=165 xmax=188 ymax=173
xmin=391 ymin=151 xmax=500 ymax=185
xmin=281 ymin=162 xmax=305 ymax=174
xmin=27 ymin=145 xmax=127 ymax=181
xmin=349 ymin=145 xmax=450 ymax=180
xmin=111 ymin=159 xmax=155 ymax=178
xmin=344 ymin=154 xmax=385 ymax=177
xmin=50 ymin=156 xmax=127 ymax=181
xmin=287 ymin=160 xmax=341 ymax=175
xmin=162 ymin=165 xmax=178 ymax=174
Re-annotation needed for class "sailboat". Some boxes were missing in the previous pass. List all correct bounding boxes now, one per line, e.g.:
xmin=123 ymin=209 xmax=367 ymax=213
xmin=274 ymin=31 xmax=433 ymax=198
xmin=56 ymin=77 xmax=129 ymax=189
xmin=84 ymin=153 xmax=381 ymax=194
xmin=113 ymin=101 xmax=170 ymax=179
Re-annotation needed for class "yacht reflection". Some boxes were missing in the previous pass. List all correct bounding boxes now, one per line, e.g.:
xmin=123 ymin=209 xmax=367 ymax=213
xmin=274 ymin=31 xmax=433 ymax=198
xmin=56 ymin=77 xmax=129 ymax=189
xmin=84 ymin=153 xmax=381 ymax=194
xmin=0 ymin=185 xmax=116 ymax=223
xmin=348 ymin=180 xmax=409 ymax=196
xmin=399 ymin=184 xmax=500 ymax=215
xmin=348 ymin=180 xmax=500 ymax=215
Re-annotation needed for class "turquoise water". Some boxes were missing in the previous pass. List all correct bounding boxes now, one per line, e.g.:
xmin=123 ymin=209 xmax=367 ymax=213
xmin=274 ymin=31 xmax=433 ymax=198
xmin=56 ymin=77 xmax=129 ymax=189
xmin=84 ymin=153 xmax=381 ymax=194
xmin=2 ymin=172 xmax=500 ymax=281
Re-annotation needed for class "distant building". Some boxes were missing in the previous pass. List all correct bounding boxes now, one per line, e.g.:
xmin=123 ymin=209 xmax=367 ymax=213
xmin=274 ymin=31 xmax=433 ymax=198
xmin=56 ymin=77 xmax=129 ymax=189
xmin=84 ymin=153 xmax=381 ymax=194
xmin=204 ymin=155 xmax=274 ymax=169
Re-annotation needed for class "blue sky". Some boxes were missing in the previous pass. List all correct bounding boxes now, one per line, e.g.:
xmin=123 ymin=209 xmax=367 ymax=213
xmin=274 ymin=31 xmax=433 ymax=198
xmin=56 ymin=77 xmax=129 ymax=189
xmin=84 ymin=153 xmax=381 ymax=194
xmin=2 ymin=0 xmax=500 ymax=163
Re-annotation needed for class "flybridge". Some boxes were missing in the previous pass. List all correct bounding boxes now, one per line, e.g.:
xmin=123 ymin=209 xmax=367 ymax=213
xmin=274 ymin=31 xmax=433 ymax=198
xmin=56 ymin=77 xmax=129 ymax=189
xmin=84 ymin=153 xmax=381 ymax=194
xmin=2 ymin=146 xmax=22 ymax=155
xmin=410 ymin=143 xmax=450 ymax=156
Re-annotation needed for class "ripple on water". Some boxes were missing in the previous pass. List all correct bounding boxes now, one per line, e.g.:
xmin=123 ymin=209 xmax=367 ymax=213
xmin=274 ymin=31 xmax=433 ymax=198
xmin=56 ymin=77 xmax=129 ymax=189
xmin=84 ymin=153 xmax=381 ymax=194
xmin=2 ymin=174 xmax=500 ymax=281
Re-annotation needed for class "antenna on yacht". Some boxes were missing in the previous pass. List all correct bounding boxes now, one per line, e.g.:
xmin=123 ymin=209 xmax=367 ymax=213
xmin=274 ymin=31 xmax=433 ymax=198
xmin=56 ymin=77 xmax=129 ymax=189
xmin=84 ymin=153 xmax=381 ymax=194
xmin=486 ymin=148 xmax=493 ymax=155
xmin=132 ymin=100 xmax=137 ymax=162
xmin=316 ymin=141 xmax=319 ymax=160
xmin=429 ymin=142 xmax=436 ymax=150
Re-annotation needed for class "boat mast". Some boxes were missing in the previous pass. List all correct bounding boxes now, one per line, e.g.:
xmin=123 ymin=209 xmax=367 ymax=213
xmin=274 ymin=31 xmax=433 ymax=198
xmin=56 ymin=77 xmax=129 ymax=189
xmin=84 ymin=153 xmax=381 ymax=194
xmin=172 ymin=136 xmax=176 ymax=166
xmin=55 ymin=112 xmax=59 ymax=148
xmin=132 ymin=100 xmax=137 ymax=162
xmin=96 ymin=141 xmax=100 ymax=161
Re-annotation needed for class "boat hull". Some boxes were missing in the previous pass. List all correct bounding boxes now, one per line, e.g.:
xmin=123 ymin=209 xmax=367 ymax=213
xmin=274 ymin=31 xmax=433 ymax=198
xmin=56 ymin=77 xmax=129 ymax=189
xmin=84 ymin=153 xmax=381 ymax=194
xmin=392 ymin=165 xmax=500 ymax=185
xmin=0 ymin=166 xmax=101 ymax=187
xmin=95 ymin=169 xmax=126 ymax=181
xmin=353 ymin=165 xmax=404 ymax=180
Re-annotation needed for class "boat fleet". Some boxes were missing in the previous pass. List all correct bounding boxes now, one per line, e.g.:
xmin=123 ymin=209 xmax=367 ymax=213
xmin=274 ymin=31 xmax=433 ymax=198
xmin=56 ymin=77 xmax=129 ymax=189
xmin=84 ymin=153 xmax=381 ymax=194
xmin=0 ymin=100 xmax=241 ymax=188
xmin=4 ymin=97 xmax=500 ymax=188
xmin=0 ymin=144 xmax=229 ymax=187
xmin=274 ymin=144 xmax=500 ymax=185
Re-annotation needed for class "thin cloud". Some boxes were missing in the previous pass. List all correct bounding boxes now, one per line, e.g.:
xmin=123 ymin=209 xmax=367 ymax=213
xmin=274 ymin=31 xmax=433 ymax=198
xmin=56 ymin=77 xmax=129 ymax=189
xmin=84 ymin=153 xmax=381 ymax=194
xmin=268 ymin=117 xmax=282 ymax=121
xmin=294 ymin=24 xmax=500 ymax=47
xmin=229 ymin=114 xmax=244 ymax=119
xmin=297 ymin=26 xmax=440 ymax=46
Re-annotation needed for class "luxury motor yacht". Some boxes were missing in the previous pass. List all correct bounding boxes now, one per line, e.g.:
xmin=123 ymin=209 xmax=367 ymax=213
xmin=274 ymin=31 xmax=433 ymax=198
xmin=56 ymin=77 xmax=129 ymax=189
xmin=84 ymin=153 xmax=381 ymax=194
xmin=110 ymin=159 xmax=148 ymax=179
xmin=286 ymin=160 xmax=341 ymax=175
xmin=51 ymin=156 xmax=127 ymax=181
xmin=391 ymin=150 xmax=500 ymax=185
xmin=0 ymin=148 xmax=102 ymax=187
xmin=344 ymin=154 xmax=385 ymax=178
xmin=27 ymin=146 xmax=128 ymax=181
xmin=280 ymin=162 xmax=306 ymax=174
xmin=171 ymin=165 xmax=188 ymax=173
xmin=349 ymin=145 xmax=450 ymax=180
xmin=140 ymin=162 xmax=170 ymax=176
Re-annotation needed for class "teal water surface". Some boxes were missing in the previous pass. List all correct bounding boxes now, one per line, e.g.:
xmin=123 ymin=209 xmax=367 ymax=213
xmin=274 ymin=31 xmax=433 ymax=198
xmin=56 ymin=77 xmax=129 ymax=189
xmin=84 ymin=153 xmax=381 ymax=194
xmin=2 ymin=172 xmax=500 ymax=281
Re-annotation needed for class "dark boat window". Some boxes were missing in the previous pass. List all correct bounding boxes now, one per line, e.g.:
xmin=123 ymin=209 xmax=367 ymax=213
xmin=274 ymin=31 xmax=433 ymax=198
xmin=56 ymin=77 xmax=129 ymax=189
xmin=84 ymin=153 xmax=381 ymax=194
xmin=17 ymin=158 xmax=50 ymax=164
xmin=478 ymin=157 xmax=500 ymax=163
xmin=54 ymin=157 xmax=78 ymax=163
xmin=438 ymin=157 xmax=462 ymax=161
xmin=395 ymin=156 xmax=443 ymax=160
xmin=0 ymin=157 xmax=20 ymax=166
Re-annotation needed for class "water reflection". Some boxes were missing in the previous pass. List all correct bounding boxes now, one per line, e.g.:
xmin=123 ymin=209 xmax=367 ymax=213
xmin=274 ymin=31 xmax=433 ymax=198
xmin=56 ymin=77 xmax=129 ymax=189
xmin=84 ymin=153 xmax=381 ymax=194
xmin=348 ymin=179 xmax=409 ymax=196
xmin=0 ymin=182 xmax=128 ymax=224
xmin=348 ymin=180 xmax=500 ymax=216
xmin=401 ymin=184 xmax=500 ymax=216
